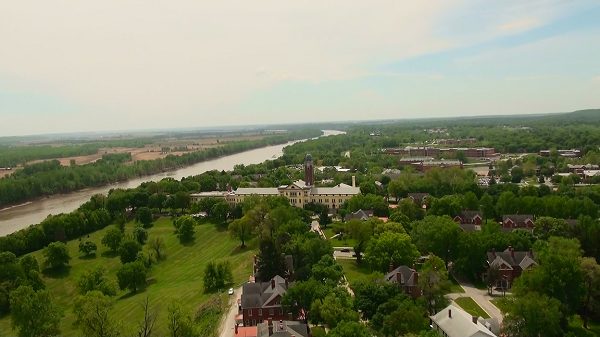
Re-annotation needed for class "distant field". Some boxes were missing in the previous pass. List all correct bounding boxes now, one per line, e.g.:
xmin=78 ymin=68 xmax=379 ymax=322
xmin=0 ymin=217 xmax=255 ymax=337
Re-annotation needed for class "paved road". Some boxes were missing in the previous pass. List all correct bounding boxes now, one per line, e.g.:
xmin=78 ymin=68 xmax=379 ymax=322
xmin=218 ymin=287 xmax=242 ymax=337
xmin=311 ymin=220 xmax=326 ymax=239
xmin=446 ymin=282 xmax=503 ymax=325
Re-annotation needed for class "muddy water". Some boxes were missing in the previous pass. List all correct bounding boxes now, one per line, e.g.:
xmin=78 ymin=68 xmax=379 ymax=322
xmin=0 ymin=130 xmax=344 ymax=236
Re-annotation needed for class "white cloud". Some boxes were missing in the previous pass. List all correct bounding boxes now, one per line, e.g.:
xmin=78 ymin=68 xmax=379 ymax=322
xmin=497 ymin=18 xmax=542 ymax=33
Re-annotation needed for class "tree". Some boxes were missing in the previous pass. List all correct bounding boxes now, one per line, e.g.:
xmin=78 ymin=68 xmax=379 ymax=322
xmin=580 ymin=257 xmax=600 ymax=328
xmin=479 ymin=193 xmax=495 ymax=222
xmin=136 ymin=297 xmax=158 ymax=337
xmin=372 ymin=296 xmax=428 ymax=336
xmin=136 ymin=207 xmax=153 ymax=228
xmin=133 ymin=225 xmax=149 ymax=245
xmin=203 ymin=261 xmax=233 ymax=292
xmin=228 ymin=217 xmax=254 ymax=248
xmin=353 ymin=281 xmax=402 ymax=320
xmin=148 ymin=193 xmax=167 ymax=213
xmin=119 ymin=239 xmax=142 ymax=264
xmin=101 ymin=226 xmax=124 ymax=252
xmin=514 ymin=237 xmax=584 ymax=319
xmin=411 ymin=216 xmax=461 ymax=265
xmin=418 ymin=255 xmax=450 ymax=314
xmin=311 ymin=255 xmax=343 ymax=285
xmin=9 ymin=286 xmax=62 ymax=337
xmin=209 ymin=199 xmax=230 ymax=224
xmin=533 ymin=217 xmax=568 ymax=240
xmin=167 ymin=301 xmax=197 ymax=337
xmin=79 ymin=240 xmax=97 ymax=257
xmin=149 ymin=236 xmax=166 ymax=260
xmin=77 ymin=267 xmax=117 ymax=296
xmin=503 ymin=293 xmax=562 ymax=337
xmin=364 ymin=232 xmax=419 ymax=273
xmin=310 ymin=288 xmax=358 ymax=328
xmin=117 ymin=261 xmax=147 ymax=293
xmin=173 ymin=216 xmax=195 ymax=243
xmin=73 ymin=290 xmax=119 ymax=337
xmin=256 ymin=237 xmax=285 ymax=281
xmin=281 ymin=279 xmax=330 ymax=322
xmin=485 ymin=264 xmax=501 ymax=295
xmin=346 ymin=220 xmax=374 ymax=264
xmin=327 ymin=321 xmax=371 ymax=337
xmin=43 ymin=241 xmax=70 ymax=270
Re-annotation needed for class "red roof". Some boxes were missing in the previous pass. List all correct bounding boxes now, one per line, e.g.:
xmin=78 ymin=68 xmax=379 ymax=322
xmin=235 ymin=326 xmax=258 ymax=337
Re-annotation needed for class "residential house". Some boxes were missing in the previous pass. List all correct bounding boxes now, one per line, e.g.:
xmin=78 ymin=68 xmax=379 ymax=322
xmin=384 ymin=265 xmax=421 ymax=298
xmin=454 ymin=211 xmax=483 ymax=232
xmin=241 ymin=276 xmax=293 ymax=326
xmin=486 ymin=247 xmax=537 ymax=289
xmin=407 ymin=193 xmax=430 ymax=206
xmin=430 ymin=304 xmax=497 ymax=337
xmin=344 ymin=209 xmax=373 ymax=222
xmin=256 ymin=319 xmax=309 ymax=337
xmin=502 ymin=214 xmax=534 ymax=230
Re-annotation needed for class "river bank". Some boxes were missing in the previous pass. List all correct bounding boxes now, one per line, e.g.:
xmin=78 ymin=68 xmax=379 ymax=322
xmin=0 ymin=130 xmax=344 ymax=236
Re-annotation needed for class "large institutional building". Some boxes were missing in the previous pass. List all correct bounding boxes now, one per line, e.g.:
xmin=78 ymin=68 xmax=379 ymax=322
xmin=190 ymin=154 xmax=361 ymax=210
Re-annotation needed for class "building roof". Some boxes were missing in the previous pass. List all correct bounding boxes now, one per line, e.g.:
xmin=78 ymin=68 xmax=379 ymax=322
xmin=407 ymin=193 xmax=430 ymax=203
xmin=430 ymin=304 xmax=497 ymax=337
xmin=487 ymin=248 xmax=537 ymax=270
xmin=235 ymin=188 xmax=280 ymax=195
xmin=311 ymin=184 xmax=360 ymax=195
xmin=502 ymin=214 xmax=534 ymax=224
xmin=344 ymin=209 xmax=374 ymax=221
xmin=384 ymin=265 xmax=418 ymax=286
xmin=190 ymin=191 xmax=230 ymax=197
xmin=241 ymin=275 xmax=289 ymax=310
xmin=256 ymin=320 xmax=309 ymax=337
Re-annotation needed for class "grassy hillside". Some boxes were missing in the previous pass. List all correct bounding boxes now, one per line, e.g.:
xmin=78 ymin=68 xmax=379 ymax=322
xmin=0 ymin=217 xmax=255 ymax=336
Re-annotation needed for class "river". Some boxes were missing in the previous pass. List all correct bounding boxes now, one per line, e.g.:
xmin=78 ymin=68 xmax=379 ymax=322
xmin=0 ymin=130 xmax=345 ymax=236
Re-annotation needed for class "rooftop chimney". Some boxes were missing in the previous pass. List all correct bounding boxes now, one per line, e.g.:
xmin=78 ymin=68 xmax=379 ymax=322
xmin=509 ymin=246 xmax=515 ymax=259
xmin=448 ymin=309 xmax=452 ymax=318
xmin=285 ymin=279 xmax=288 ymax=288
xmin=352 ymin=176 xmax=356 ymax=187
xmin=389 ymin=262 xmax=395 ymax=273
xmin=472 ymin=316 xmax=478 ymax=324
xmin=271 ymin=279 xmax=275 ymax=289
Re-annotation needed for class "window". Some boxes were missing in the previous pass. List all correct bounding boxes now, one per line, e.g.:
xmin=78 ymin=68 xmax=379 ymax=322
xmin=248 ymin=309 xmax=252 ymax=317
xmin=258 ymin=309 xmax=262 ymax=316
xmin=269 ymin=309 xmax=274 ymax=316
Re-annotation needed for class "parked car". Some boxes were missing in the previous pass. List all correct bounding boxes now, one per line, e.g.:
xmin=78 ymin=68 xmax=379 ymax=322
xmin=228 ymin=288 xmax=234 ymax=295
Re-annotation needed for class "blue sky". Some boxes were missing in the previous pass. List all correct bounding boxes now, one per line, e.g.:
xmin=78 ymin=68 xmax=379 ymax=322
xmin=0 ymin=1 xmax=599 ymax=136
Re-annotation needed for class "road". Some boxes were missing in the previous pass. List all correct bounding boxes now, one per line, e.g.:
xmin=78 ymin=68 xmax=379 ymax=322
xmin=218 ymin=287 xmax=242 ymax=337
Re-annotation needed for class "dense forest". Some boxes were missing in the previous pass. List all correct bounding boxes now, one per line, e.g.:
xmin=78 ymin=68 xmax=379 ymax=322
xmin=0 ymin=129 xmax=321 ymax=207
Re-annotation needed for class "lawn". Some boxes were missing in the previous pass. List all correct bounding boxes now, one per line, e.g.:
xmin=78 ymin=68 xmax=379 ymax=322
xmin=454 ymin=297 xmax=490 ymax=319
xmin=448 ymin=274 xmax=465 ymax=294
xmin=322 ymin=227 xmax=357 ymax=247
xmin=0 ymin=217 xmax=255 ymax=337
xmin=337 ymin=259 xmax=377 ymax=286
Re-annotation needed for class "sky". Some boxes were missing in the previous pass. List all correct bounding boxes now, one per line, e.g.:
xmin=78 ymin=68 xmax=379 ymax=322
xmin=1 ymin=0 xmax=599 ymax=136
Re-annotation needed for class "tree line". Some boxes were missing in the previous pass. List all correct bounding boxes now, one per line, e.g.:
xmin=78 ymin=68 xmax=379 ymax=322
xmin=0 ymin=129 xmax=321 ymax=207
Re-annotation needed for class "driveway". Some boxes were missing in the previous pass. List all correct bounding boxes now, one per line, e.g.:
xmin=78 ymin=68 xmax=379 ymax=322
xmin=446 ymin=282 xmax=503 ymax=325
xmin=218 ymin=287 xmax=242 ymax=337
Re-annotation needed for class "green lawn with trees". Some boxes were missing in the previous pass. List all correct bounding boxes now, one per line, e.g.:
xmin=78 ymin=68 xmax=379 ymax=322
xmin=0 ymin=217 xmax=255 ymax=337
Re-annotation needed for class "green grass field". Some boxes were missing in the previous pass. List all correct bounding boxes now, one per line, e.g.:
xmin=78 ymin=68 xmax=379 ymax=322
xmin=454 ymin=297 xmax=490 ymax=319
xmin=448 ymin=274 xmax=466 ymax=294
xmin=0 ymin=217 xmax=255 ymax=336
xmin=322 ymin=227 xmax=357 ymax=247
xmin=337 ymin=259 xmax=378 ymax=286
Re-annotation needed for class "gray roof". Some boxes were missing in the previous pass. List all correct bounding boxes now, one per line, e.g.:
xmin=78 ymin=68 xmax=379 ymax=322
xmin=344 ymin=209 xmax=373 ymax=221
xmin=241 ymin=275 xmax=289 ymax=310
xmin=235 ymin=188 xmax=280 ymax=195
xmin=384 ymin=265 xmax=418 ymax=286
xmin=502 ymin=214 xmax=534 ymax=225
xmin=407 ymin=193 xmax=429 ymax=203
xmin=430 ymin=304 xmax=497 ymax=337
xmin=487 ymin=248 xmax=537 ymax=270
xmin=460 ymin=210 xmax=482 ymax=220
xmin=257 ymin=320 xmax=309 ymax=337
xmin=311 ymin=184 xmax=360 ymax=195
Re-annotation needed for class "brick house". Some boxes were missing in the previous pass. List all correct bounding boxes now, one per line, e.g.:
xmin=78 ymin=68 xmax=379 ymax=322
xmin=384 ymin=265 xmax=421 ymax=298
xmin=454 ymin=211 xmax=483 ymax=232
xmin=486 ymin=247 xmax=537 ymax=289
xmin=502 ymin=214 xmax=534 ymax=230
xmin=241 ymin=275 xmax=293 ymax=326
